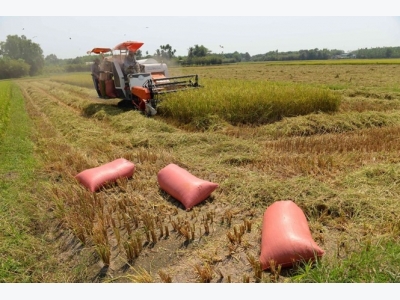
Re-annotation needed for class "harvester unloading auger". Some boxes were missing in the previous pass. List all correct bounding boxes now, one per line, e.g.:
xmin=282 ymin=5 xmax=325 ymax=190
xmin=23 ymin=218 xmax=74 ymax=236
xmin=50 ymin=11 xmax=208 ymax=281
xmin=87 ymin=41 xmax=201 ymax=116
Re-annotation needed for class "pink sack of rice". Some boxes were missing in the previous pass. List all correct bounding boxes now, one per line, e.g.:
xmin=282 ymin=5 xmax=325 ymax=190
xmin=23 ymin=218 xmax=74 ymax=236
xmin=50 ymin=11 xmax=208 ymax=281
xmin=260 ymin=200 xmax=325 ymax=270
xmin=157 ymin=163 xmax=218 ymax=210
xmin=75 ymin=158 xmax=135 ymax=192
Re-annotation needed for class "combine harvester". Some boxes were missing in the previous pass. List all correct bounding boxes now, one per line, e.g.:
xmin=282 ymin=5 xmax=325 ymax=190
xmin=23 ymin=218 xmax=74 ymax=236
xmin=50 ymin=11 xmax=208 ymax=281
xmin=87 ymin=41 xmax=201 ymax=116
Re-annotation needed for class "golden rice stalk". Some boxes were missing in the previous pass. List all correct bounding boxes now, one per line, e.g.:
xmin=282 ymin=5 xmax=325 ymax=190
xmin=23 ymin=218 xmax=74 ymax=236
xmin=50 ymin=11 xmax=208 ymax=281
xmin=95 ymin=243 xmax=111 ymax=266
xmin=158 ymin=270 xmax=172 ymax=283
xmin=128 ymin=267 xmax=154 ymax=283
xmin=194 ymin=263 xmax=214 ymax=283
xmin=246 ymin=253 xmax=262 ymax=283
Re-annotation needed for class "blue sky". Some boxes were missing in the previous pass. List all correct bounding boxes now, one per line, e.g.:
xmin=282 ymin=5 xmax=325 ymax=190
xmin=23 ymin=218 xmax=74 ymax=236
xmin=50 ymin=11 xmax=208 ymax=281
xmin=1 ymin=2 xmax=399 ymax=59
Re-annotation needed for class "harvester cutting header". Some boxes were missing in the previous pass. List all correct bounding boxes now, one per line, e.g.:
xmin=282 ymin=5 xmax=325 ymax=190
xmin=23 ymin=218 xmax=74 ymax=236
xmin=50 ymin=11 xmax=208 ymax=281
xmin=87 ymin=41 xmax=201 ymax=116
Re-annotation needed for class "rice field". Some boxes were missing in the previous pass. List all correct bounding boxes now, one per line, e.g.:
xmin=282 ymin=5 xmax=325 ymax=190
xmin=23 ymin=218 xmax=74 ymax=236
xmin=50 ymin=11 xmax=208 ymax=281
xmin=3 ymin=59 xmax=400 ymax=283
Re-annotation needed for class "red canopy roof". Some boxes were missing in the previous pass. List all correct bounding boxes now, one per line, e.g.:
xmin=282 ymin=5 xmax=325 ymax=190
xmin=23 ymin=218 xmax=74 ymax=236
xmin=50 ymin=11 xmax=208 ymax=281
xmin=113 ymin=41 xmax=144 ymax=52
xmin=86 ymin=47 xmax=112 ymax=55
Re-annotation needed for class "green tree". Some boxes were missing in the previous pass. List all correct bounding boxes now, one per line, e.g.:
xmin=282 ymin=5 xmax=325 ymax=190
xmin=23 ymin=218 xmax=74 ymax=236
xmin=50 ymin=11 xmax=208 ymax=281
xmin=0 ymin=57 xmax=30 ymax=79
xmin=243 ymin=52 xmax=251 ymax=62
xmin=69 ymin=57 xmax=84 ymax=64
xmin=386 ymin=48 xmax=393 ymax=58
xmin=192 ymin=45 xmax=210 ymax=57
xmin=232 ymin=51 xmax=241 ymax=62
xmin=45 ymin=54 xmax=60 ymax=65
xmin=158 ymin=44 xmax=176 ymax=60
xmin=188 ymin=47 xmax=194 ymax=58
xmin=0 ymin=35 xmax=45 ymax=76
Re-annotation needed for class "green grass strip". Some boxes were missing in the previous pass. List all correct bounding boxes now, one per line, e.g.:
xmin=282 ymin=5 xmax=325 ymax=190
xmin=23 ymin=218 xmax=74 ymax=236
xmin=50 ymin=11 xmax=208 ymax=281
xmin=0 ymin=82 xmax=51 ymax=282
xmin=291 ymin=240 xmax=400 ymax=283
xmin=0 ymin=81 xmax=11 ymax=138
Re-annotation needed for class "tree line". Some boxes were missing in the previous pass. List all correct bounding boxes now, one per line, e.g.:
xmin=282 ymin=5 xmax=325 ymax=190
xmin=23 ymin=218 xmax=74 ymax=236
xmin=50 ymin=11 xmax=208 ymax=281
xmin=0 ymin=35 xmax=44 ymax=79
xmin=252 ymin=47 xmax=400 ymax=61
xmin=1 ymin=34 xmax=400 ymax=79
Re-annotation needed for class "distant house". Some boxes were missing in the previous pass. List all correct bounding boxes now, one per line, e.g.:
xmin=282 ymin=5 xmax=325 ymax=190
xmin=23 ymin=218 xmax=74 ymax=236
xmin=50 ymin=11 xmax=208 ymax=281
xmin=332 ymin=53 xmax=357 ymax=59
